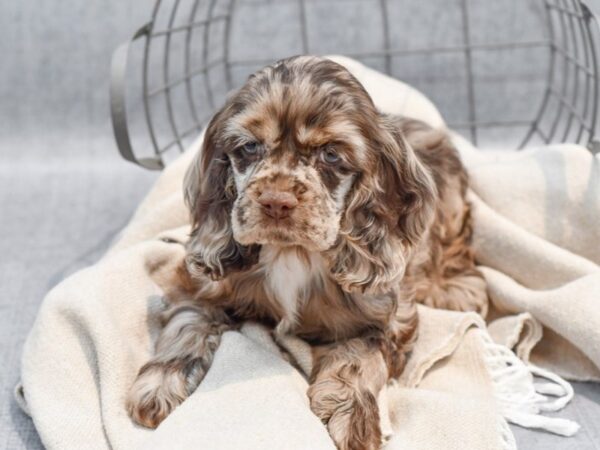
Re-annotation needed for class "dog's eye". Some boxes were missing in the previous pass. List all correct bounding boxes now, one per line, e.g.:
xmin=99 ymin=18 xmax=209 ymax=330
xmin=320 ymin=148 xmax=340 ymax=164
xmin=241 ymin=142 xmax=259 ymax=155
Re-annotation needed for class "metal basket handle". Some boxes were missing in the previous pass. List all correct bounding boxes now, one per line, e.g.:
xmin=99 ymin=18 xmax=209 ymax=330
xmin=110 ymin=23 xmax=164 ymax=170
xmin=585 ymin=3 xmax=600 ymax=154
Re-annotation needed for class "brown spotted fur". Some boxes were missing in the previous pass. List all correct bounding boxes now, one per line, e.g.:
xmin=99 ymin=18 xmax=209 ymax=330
xmin=128 ymin=56 xmax=487 ymax=450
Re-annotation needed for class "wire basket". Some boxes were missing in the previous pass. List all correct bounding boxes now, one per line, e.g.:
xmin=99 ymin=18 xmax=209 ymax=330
xmin=110 ymin=0 xmax=600 ymax=170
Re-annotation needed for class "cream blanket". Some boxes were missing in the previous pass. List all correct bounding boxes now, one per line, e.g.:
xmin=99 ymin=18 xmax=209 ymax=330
xmin=17 ymin=57 xmax=600 ymax=450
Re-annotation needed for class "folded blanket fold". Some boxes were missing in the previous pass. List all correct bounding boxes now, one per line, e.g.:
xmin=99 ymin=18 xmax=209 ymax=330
xmin=17 ymin=56 xmax=600 ymax=450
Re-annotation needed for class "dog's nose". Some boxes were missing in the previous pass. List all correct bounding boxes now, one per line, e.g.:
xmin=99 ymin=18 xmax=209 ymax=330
xmin=258 ymin=190 xmax=298 ymax=219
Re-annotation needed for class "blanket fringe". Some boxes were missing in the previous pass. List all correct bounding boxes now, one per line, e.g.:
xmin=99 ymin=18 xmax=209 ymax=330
xmin=498 ymin=415 xmax=517 ymax=450
xmin=477 ymin=329 xmax=580 ymax=437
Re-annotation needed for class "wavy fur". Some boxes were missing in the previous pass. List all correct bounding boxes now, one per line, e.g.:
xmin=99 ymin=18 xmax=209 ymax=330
xmin=128 ymin=56 xmax=487 ymax=449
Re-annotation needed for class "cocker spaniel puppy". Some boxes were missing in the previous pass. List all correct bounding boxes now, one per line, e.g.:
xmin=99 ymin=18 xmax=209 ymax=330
xmin=128 ymin=56 xmax=487 ymax=449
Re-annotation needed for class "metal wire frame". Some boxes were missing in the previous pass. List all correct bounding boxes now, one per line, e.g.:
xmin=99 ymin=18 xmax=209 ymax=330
xmin=520 ymin=0 xmax=600 ymax=150
xmin=110 ymin=0 xmax=600 ymax=170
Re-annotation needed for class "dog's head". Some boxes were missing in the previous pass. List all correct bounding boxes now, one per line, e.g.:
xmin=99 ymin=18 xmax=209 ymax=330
xmin=184 ymin=56 xmax=436 ymax=294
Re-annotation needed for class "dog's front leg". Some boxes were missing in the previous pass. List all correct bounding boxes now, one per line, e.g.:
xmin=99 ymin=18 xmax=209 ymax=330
xmin=127 ymin=302 xmax=232 ymax=428
xmin=308 ymin=334 xmax=390 ymax=450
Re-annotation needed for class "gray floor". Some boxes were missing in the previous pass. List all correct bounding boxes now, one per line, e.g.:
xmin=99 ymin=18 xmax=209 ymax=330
xmin=0 ymin=137 xmax=158 ymax=450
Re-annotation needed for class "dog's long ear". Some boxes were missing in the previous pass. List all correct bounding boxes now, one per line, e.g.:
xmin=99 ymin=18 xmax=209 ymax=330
xmin=183 ymin=107 xmax=260 ymax=280
xmin=328 ymin=115 xmax=437 ymax=294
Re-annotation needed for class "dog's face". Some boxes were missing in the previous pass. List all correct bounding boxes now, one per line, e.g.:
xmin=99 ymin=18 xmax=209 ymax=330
xmin=185 ymin=56 xmax=436 ymax=293
xmin=225 ymin=62 xmax=372 ymax=251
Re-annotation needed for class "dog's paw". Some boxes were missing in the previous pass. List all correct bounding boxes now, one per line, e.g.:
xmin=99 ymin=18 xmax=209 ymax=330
xmin=127 ymin=361 xmax=189 ymax=428
xmin=309 ymin=384 xmax=382 ymax=450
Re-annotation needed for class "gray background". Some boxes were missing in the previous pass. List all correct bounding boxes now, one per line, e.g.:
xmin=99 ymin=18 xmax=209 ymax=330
xmin=1 ymin=1 xmax=600 ymax=449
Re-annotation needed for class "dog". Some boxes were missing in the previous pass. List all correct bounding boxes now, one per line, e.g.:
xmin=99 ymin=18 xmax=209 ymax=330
xmin=127 ymin=56 xmax=487 ymax=449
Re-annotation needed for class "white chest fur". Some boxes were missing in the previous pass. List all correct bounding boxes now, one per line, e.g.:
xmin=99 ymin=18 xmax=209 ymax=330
xmin=260 ymin=245 xmax=324 ymax=334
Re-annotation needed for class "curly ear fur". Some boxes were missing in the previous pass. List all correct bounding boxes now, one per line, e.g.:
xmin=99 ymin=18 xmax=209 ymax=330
xmin=183 ymin=108 xmax=260 ymax=280
xmin=328 ymin=114 xmax=437 ymax=294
